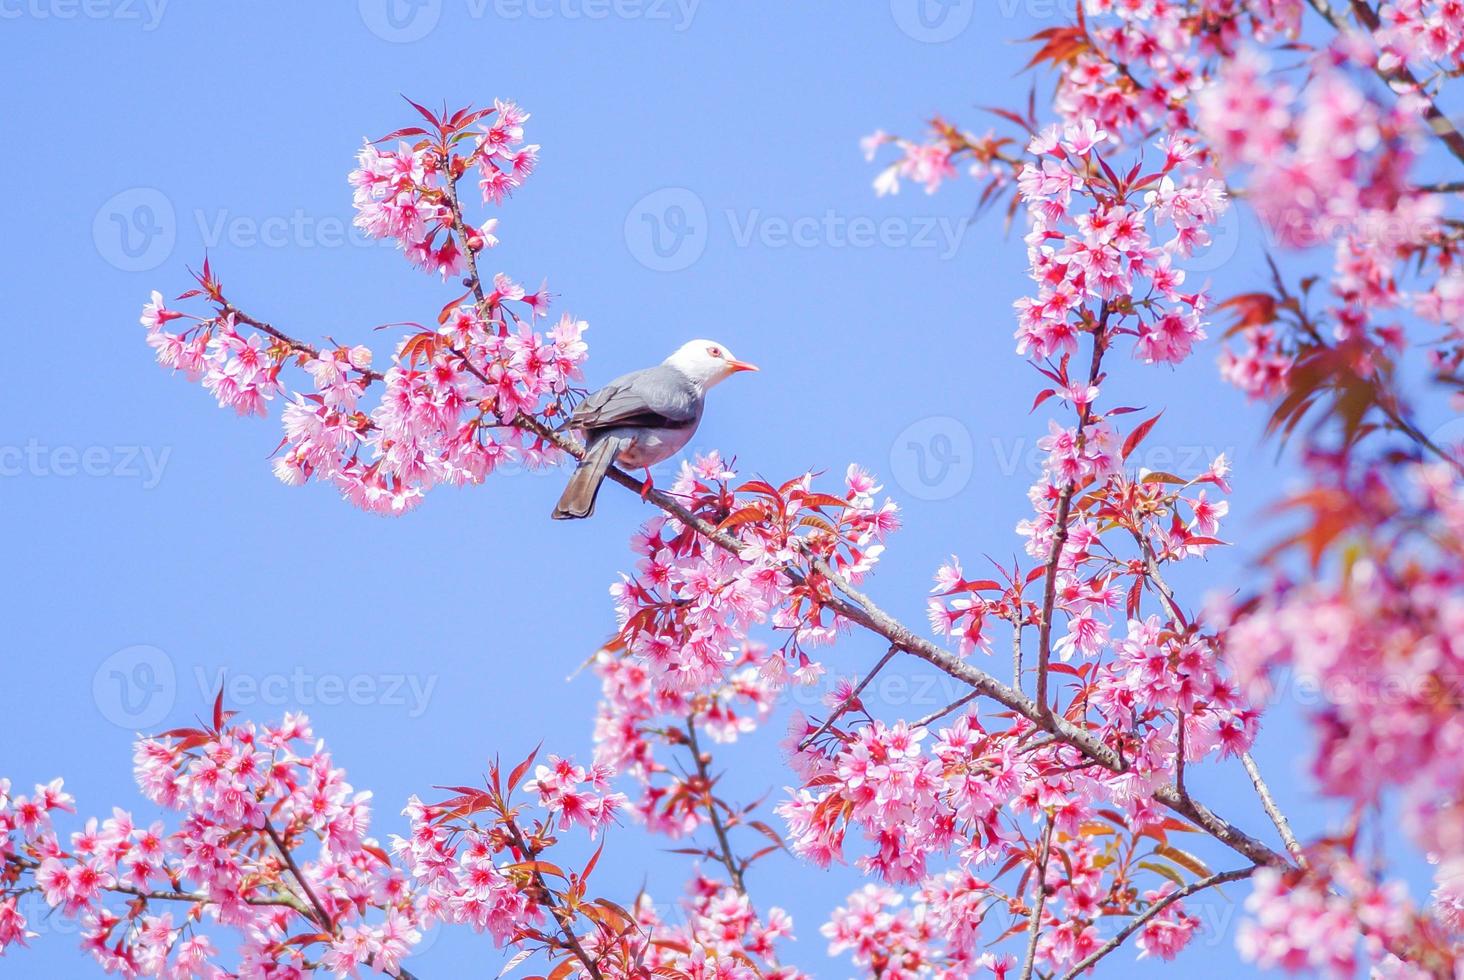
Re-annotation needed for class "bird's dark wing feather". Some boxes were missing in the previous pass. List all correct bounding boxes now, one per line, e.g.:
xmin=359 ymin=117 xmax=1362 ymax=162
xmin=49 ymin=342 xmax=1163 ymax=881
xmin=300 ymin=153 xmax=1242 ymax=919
xmin=568 ymin=366 xmax=700 ymax=432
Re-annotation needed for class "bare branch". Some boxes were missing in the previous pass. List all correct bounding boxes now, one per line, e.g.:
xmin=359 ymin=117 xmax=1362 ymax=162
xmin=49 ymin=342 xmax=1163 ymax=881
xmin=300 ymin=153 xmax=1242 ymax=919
xmin=684 ymin=718 xmax=747 ymax=894
xmin=913 ymin=690 xmax=981 ymax=729
xmin=1240 ymin=750 xmax=1309 ymax=869
xmin=798 ymin=644 xmax=898 ymax=751
xmin=1018 ymin=815 xmax=1057 ymax=980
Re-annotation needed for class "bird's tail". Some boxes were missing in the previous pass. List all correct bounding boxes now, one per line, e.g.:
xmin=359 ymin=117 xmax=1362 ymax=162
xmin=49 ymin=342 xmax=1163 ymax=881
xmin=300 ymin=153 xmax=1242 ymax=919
xmin=552 ymin=437 xmax=621 ymax=520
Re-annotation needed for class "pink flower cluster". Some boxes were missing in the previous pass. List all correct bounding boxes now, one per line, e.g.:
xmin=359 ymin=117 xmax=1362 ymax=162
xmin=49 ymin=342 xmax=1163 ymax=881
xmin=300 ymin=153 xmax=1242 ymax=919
xmin=822 ymin=884 xmax=947 ymax=979
xmin=522 ymin=756 xmax=626 ymax=839
xmin=1014 ymin=122 xmax=1222 ymax=367
xmin=628 ymin=877 xmax=804 ymax=979
xmin=1239 ymin=858 xmax=1432 ymax=978
xmin=390 ymin=794 xmax=541 ymax=945
xmin=142 ymin=296 xmax=283 ymax=418
xmin=1198 ymin=45 xmax=1461 ymax=393
xmin=609 ymin=456 xmax=896 ymax=695
xmin=141 ymin=104 xmax=591 ymax=517
xmin=593 ymin=645 xmax=778 ymax=836
xmin=274 ymin=303 xmax=585 ymax=514
xmin=2 ymin=714 xmax=423 ymax=978
xmin=350 ymin=99 xmax=535 ymax=277
xmin=1223 ymin=466 xmax=1464 ymax=924
xmin=1376 ymin=0 xmax=1464 ymax=70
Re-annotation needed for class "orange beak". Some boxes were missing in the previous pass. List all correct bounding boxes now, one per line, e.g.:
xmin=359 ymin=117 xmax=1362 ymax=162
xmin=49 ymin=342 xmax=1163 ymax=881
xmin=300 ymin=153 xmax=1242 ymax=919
xmin=727 ymin=359 xmax=759 ymax=373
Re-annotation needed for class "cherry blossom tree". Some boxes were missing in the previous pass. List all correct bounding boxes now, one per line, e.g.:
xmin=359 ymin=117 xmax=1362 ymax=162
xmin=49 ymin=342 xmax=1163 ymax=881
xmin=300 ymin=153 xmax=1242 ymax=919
xmin=5 ymin=1 xmax=1464 ymax=975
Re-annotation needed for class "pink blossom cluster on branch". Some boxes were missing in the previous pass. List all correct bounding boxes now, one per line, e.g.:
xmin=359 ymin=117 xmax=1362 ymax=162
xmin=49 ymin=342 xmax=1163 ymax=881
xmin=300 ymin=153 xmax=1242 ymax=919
xmin=863 ymin=0 xmax=1463 ymax=975
xmin=140 ymin=100 xmax=583 ymax=516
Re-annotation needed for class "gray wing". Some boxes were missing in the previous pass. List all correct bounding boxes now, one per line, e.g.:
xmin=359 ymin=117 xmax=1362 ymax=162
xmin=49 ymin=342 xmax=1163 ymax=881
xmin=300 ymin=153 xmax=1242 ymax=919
xmin=567 ymin=365 xmax=701 ymax=433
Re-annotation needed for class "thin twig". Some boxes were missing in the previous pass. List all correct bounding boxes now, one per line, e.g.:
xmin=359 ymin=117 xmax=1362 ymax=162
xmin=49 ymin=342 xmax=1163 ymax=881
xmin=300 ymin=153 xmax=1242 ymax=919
xmin=913 ymin=690 xmax=981 ymax=729
xmin=798 ymin=645 xmax=898 ymax=750
xmin=1240 ymin=750 xmax=1308 ymax=868
xmin=263 ymin=818 xmax=335 ymax=933
xmin=1175 ymin=709 xmax=1188 ymax=801
xmin=1037 ymin=309 xmax=1109 ymax=715
xmin=503 ymin=818 xmax=607 ymax=980
xmin=1058 ymin=867 xmax=1257 ymax=979
xmin=1012 ymin=621 xmax=1024 ymax=692
xmin=684 ymin=719 xmax=746 ymax=894
xmin=1018 ymin=815 xmax=1057 ymax=980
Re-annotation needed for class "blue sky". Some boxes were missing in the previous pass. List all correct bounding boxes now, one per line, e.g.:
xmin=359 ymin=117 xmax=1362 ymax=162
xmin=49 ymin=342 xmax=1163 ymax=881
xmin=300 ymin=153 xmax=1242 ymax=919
xmin=1 ymin=1 xmax=1430 ymax=976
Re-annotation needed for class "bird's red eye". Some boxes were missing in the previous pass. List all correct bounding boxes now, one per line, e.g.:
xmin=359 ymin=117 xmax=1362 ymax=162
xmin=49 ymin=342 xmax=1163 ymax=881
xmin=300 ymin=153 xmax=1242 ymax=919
xmin=707 ymin=346 xmax=722 ymax=358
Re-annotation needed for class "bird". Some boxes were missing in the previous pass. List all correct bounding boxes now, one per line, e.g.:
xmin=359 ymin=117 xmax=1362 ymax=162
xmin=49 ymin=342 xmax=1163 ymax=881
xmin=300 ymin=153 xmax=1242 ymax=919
xmin=551 ymin=339 xmax=758 ymax=519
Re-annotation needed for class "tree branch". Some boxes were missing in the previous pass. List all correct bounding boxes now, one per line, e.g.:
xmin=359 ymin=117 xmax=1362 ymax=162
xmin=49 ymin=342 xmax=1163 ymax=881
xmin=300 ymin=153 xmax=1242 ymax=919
xmin=1239 ymin=750 xmax=1308 ymax=868
xmin=1018 ymin=815 xmax=1057 ymax=980
xmin=1305 ymin=0 xmax=1464 ymax=166
xmin=797 ymin=644 xmax=898 ymax=751
xmin=1037 ymin=310 xmax=1109 ymax=715
xmin=202 ymin=200 xmax=1293 ymax=876
xmin=1058 ymin=867 xmax=1257 ymax=979
xmin=263 ymin=817 xmax=335 ymax=933
xmin=502 ymin=818 xmax=607 ymax=980
xmin=684 ymin=719 xmax=747 ymax=894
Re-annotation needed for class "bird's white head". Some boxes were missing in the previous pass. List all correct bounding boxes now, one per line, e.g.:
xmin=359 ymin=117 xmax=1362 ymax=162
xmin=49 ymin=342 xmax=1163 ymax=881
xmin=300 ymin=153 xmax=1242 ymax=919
xmin=663 ymin=339 xmax=759 ymax=390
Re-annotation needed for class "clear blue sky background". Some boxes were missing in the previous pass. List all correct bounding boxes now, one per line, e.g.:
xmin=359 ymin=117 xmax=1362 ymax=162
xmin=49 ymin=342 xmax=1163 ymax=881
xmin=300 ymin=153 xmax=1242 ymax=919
xmin=3 ymin=2 xmax=1443 ymax=977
